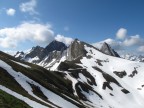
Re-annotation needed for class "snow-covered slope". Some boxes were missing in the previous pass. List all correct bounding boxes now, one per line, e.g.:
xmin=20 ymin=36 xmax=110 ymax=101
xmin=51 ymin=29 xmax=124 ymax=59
xmin=55 ymin=39 xmax=144 ymax=108
xmin=78 ymin=44 xmax=144 ymax=108
xmin=12 ymin=39 xmax=144 ymax=108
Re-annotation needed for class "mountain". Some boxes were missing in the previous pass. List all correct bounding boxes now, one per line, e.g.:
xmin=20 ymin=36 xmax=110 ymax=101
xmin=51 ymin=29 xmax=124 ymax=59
xmin=121 ymin=53 xmax=144 ymax=62
xmin=15 ymin=40 xmax=120 ymax=70
xmin=14 ymin=51 xmax=25 ymax=59
xmin=25 ymin=46 xmax=44 ymax=60
xmin=15 ymin=40 xmax=67 ymax=65
xmin=100 ymin=42 xmax=120 ymax=57
xmin=66 ymin=39 xmax=88 ymax=61
xmin=92 ymin=40 xmax=144 ymax=62
xmin=40 ymin=40 xmax=67 ymax=60
xmin=4 ymin=39 xmax=144 ymax=108
xmin=56 ymin=40 xmax=144 ymax=108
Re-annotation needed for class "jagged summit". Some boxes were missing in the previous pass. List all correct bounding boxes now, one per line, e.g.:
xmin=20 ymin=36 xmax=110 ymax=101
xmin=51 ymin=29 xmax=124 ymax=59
xmin=67 ymin=39 xmax=87 ymax=61
xmin=14 ymin=39 xmax=121 ymax=65
xmin=31 ymin=46 xmax=44 ymax=52
xmin=25 ymin=46 xmax=44 ymax=59
xmin=40 ymin=40 xmax=67 ymax=60
xmin=15 ymin=51 xmax=25 ymax=55
xmin=100 ymin=42 xmax=120 ymax=57
xmin=14 ymin=40 xmax=68 ymax=65
xmin=45 ymin=40 xmax=67 ymax=52
xmin=14 ymin=51 xmax=25 ymax=59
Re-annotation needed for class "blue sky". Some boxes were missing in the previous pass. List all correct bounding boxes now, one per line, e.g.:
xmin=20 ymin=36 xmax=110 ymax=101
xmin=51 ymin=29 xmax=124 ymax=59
xmin=0 ymin=0 xmax=144 ymax=54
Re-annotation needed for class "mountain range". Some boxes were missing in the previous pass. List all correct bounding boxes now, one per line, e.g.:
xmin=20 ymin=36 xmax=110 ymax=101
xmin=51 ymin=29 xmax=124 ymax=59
xmin=14 ymin=39 xmax=121 ymax=70
xmin=0 ymin=39 xmax=144 ymax=108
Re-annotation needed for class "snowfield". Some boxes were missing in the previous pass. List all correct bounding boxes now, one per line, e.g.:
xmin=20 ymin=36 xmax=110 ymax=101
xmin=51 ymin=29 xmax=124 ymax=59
xmin=77 ymin=45 xmax=144 ymax=108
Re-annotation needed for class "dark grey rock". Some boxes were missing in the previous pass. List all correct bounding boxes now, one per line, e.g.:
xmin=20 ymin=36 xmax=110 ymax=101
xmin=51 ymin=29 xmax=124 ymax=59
xmin=100 ymin=42 xmax=120 ymax=57
xmin=40 ymin=40 xmax=67 ymax=60
xmin=66 ymin=39 xmax=87 ymax=61
xmin=25 ymin=46 xmax=44 ymax=59
xmin=14 ymin=51 xmax=25 ymax=59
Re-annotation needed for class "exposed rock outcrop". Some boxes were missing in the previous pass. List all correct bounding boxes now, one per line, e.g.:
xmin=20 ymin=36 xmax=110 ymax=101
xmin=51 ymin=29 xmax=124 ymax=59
xmin=100 ymin=42 xmax=120 ymax=57
xmin=66 ymin=39 xmax=87 ymax=61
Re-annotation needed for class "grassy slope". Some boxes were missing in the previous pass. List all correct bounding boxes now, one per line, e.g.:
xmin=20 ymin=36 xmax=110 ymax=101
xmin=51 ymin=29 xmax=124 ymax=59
xmin=0 ymin=89 xmax=32 ymax=108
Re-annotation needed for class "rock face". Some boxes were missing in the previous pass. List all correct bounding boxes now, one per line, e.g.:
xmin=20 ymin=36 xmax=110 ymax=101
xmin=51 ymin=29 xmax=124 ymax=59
xmin=25 ymin=46 xmax=44 ymax=59
xmin=66 ymin=39 xmax=87 ymax=61
xmin=15 ymin=39 xmax=121 ymax=68
xmin=15 ymin=40 xmax=67 ymax=68
xmin=44 ymin=51 xmax=61 ymax=63
xmin=14 ymin=51 xmax=25 ymax=59
xmin=40 ymin=40 xmax=67 ymax=60
xmin=100 ymin=42 xmax=120 ymax=57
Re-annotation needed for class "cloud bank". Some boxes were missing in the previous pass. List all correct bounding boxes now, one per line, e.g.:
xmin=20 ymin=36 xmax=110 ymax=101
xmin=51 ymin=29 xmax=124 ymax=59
xmin=0 ymin=22 xmax=74 ymax=48
xmin=1 ymin=0 xmax=74 ymax=50
xmin=123 ymin=35 xmax=142 ymax=46
xmin=0 ymin=22 xmax=54 ymax=48
xmin=93 ymin=28 xmax=144 ymax=54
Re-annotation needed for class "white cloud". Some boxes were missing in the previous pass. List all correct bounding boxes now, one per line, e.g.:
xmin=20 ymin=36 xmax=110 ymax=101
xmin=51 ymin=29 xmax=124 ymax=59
xmin=102 ymin=38 xmax=115 ymax=44
xmin=138 ymin=46 xmax=144 ymax=52
xmin=103 ymin=38 xmax=123 ymax=50
xmin=19 ymin=0 xmax=38 ymax=15
xmin=93 ymin=28 xmax=144 ymax=55
xmin=6 ymin=8 xmax=16 ymax=16
xmin=92 ymin=38 xmax=114 ymax=49
xmin=0 ymin=22 xmax=54 ymax=48
xmin=92 ymin=38 xmax=123 ymax=51
xmin=116 ymin=28 xmax=127 ymax=40
xmin=123 ymin=35 xmax=142 ymax=46
xmin=55 ymin=35 xmax=73 ymax=46
xmin=64 ymin=26 xmax=69 ymax=31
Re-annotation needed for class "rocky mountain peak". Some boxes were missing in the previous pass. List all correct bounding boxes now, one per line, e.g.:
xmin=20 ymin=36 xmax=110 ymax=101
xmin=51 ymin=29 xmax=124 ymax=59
xmin=45 ymin=40 xmax=67 ymax=52
xmin=100 ymin=42 xmax=120 ymax=57
xmin=67 ymin=39 xmax=87 ymax=61
xmin=15 ymin=51 xmax=24 ymax=55
xmin=14 ymin=51 xmax=25 ymax=59
xmin=40 ymin=40 xmax=67 ymax=60
xmin=25 ymin=46 xmax=44 ymax=59
xmin=31 ymin=46 xmax=43 ymax=51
